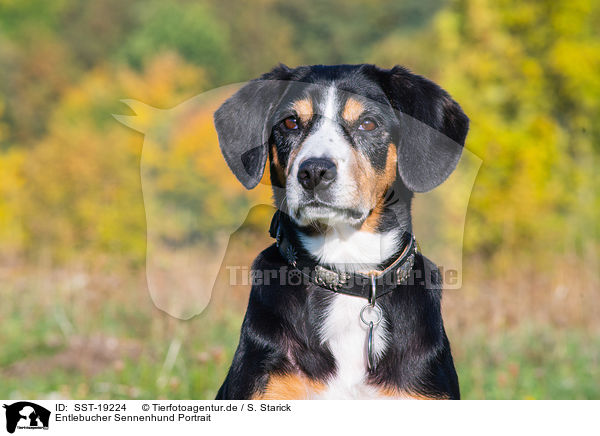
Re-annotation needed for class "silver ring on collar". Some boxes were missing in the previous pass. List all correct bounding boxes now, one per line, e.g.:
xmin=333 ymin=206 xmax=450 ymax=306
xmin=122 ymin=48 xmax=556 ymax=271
xmin=360 ymin=304 xmax=383 ymax=327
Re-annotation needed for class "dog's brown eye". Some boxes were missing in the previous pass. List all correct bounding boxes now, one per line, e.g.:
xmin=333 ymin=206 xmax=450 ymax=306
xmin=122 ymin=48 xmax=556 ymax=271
xmin=358 ymin=118 xmax=377 ymax=131
xmin=284 ymin=117 xmax=298 ymax=130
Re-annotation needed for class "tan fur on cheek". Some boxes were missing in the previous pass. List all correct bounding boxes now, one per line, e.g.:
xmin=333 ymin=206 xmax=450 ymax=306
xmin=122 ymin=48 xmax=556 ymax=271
xmin=292 ymin=98 xmax=313 ymax=124
xmin=270 ymin=144 xmax=286 ymax=186
xmin=362 ymin=201 xmax=384 ymax=232
xmin=361 ymin=144 xmax=398 ymax=232
xmin=342 ymin=98 xmax=364 ymax=123
xmin=251 ymin=374 xmax=325 ymax=400
xmin=348 ymin=147 xmax=375 ymax=211
xmin=381 ymin=144 xmax=398 ymax=190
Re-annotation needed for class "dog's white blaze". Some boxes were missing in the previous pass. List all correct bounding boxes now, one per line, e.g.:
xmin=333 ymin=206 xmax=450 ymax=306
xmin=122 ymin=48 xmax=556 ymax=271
xmin=290 ymin=87 xmax=352 ymax=170
xmin=323 ymin=86 xmax=337 ymax=120
xmin=293 ymin=119 xmax=352 ymax=168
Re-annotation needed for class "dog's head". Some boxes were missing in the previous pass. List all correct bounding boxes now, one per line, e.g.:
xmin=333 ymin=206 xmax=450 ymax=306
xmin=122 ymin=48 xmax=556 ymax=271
xmin=214 ymin=64 xmax=468 ymax=231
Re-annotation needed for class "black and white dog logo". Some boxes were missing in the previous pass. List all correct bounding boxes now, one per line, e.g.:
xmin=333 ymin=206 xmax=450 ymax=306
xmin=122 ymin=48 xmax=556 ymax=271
xmin=3 ymin=402 xmax=50 ymax=434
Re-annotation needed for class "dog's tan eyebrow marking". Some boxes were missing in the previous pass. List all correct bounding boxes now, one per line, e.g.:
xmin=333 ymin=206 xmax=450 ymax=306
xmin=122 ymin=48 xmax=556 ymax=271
xmin=342 ymin=97 xmax=365 ymax=123
xmin=291 ymin=98 xmax=313 ymax=124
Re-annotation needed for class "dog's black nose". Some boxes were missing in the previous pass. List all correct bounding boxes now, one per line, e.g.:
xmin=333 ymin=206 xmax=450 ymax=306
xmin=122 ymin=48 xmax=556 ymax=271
xmin=297 ymin=158 xmax=337 ymax=190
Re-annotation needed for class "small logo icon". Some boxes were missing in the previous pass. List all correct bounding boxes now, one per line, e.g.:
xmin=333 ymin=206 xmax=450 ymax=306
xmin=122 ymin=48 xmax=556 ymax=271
xmin=3 ymin=402 xmax=50 ymax=434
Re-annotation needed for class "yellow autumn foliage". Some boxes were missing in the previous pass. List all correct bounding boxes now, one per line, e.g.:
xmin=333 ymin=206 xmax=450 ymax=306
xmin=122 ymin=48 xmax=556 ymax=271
xmin=0 ymin=0 xmax=597 ymax=274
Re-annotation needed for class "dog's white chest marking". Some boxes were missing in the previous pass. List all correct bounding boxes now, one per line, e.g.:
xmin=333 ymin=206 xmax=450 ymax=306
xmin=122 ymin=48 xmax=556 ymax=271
xmin=315 ymin=293 xmax=392 ymax=399
xmin=298 ymin=226 xmax=402 ymax=399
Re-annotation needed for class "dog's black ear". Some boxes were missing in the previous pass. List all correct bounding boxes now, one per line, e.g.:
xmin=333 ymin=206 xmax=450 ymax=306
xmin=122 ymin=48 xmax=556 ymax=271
xmin=214 ymin=65 xmax=291 ymax=189
xmin=380 ymin=66 xmax=469 ymax=192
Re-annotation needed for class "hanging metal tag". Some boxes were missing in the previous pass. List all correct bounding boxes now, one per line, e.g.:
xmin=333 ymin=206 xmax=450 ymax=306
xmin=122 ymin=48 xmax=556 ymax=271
xmin=367 ymin=321 xmax=375 ymax=371
xmin=360 ymin=303 xmax=382 ymax=373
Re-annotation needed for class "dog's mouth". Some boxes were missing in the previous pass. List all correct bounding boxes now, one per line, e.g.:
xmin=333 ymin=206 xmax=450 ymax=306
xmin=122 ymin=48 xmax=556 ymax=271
xmin=294 ymin=201 xmax=366 ymax=227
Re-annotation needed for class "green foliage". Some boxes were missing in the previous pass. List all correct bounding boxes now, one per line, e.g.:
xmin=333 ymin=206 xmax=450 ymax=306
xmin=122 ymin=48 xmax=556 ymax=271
xmin=117 ymin=1 xmax=236 ymax=82
xmin=273 ymin=0 xmax=443 ymax=65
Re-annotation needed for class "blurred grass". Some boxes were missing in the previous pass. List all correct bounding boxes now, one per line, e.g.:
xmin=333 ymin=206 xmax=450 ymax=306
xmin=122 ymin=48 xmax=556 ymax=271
xmin=455 ymin=328 xmax=600 ymax=399
xmin=0 ymin=264 xmax=241 ymax=399
xmin=1 ymin=249 xmax=598 ymax=400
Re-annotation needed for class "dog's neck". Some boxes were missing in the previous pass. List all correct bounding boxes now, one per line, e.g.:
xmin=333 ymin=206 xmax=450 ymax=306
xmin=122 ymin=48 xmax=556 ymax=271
xmin=297 ymin=225 xmax=402 ymax=274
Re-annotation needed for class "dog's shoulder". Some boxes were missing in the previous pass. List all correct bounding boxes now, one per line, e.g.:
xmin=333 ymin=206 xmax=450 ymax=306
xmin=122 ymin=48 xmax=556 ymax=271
xmin=409 ymin=252 xmax=444 ymax=296
xmin=245 ymin=244 xmax=306 ymax=323
xmin=251 ymin=243 xmax=284 ymax=271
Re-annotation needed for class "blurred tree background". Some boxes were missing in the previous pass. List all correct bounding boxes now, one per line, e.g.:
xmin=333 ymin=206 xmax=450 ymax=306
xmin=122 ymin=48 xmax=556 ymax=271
xmin=0 ymin=0 xmax=598 ymax=399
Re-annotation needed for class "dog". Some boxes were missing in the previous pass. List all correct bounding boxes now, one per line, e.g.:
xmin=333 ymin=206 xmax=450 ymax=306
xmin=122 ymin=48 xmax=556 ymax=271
xmin=213 ymin=64 xmax=469 ymax=399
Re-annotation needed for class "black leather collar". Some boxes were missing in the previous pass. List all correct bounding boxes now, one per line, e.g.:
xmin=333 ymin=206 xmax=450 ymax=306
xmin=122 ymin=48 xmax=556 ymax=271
xmin=269 ymin=211 xmax=418 ymax=301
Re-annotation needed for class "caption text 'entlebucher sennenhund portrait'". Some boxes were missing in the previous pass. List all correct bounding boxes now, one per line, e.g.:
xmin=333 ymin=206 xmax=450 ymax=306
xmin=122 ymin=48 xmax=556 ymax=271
xmin=213 ymin=64 xmax=469 ymax=400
